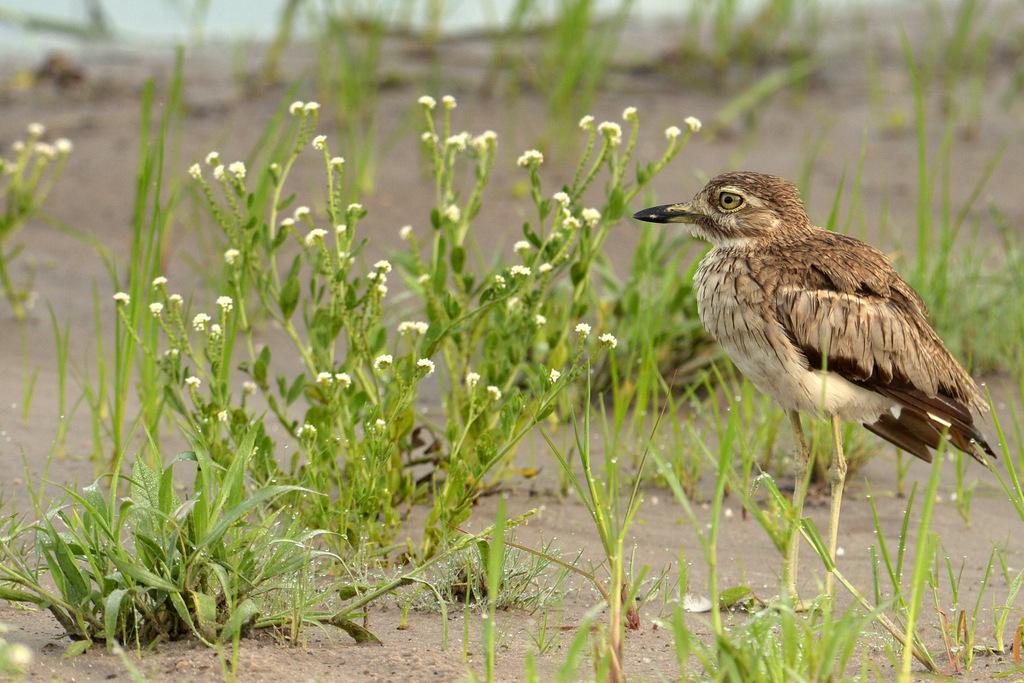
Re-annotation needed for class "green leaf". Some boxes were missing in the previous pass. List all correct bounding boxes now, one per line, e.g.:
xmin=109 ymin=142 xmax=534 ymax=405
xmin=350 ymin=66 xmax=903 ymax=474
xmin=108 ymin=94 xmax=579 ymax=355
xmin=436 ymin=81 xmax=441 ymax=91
xmin=192 ymin=590 xmax=219 ymax=641
xmin=285 ymin=373 xmax=306 ymax=406
xmin=279 ymin=275 xmax=300 ymax=321
xmin=718 ymin=586 xmax=755 ymax=610
xmin=63 ymin=639 xmax=93 ymax=658
xmin=163 ymin=384 xmax=186 ymax=414
xmin=451 ymin=245 xmax=465 ymax=273
xmin=333 ymin=618 xmax=382 ymax=645
xmin=570 ymin=261 xmax=588 ymax=286
xmin=220 ymin=598 xmax=260 ymax=642
xmin=103 ymin=588 xmax=130 ymax=644
xmin=130 ymin=458 xmax=161 ymax=511
xmin=253 ymin=345 xmax=271 ymax=385
xmin=109 ymin=556 xmax=179 ymax=592
xmin=48 ymin=535 xmax=90 ymax=604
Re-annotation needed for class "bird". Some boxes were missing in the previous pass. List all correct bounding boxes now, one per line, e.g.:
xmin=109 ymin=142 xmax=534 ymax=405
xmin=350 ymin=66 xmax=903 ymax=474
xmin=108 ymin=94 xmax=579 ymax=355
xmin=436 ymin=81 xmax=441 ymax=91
xmin=633 ymin=171 xmax=995 ymax=602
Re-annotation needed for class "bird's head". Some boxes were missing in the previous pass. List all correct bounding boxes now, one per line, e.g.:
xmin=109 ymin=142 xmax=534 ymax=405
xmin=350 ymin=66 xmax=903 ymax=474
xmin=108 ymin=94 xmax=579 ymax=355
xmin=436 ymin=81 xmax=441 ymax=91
xmin=632 ymin=171 xmax=811 ymax=248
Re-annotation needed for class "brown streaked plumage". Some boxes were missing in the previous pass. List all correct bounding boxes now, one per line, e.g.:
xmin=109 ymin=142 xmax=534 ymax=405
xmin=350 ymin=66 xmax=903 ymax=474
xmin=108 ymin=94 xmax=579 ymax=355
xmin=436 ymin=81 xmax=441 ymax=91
xmin=634 ymin=170 xmax=994 ymax=602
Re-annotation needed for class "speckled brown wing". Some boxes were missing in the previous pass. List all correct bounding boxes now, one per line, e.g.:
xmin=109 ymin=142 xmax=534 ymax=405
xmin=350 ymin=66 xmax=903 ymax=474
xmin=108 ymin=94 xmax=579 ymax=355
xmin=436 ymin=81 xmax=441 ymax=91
xmin=771 ymin=228 xmax=994 ymax=463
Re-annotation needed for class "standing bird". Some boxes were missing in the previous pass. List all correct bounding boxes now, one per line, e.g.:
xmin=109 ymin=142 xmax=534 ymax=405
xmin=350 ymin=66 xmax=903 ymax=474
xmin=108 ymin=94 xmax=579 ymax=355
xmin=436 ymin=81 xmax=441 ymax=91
xmin=633 ymin=171 xmax=994 ymax=601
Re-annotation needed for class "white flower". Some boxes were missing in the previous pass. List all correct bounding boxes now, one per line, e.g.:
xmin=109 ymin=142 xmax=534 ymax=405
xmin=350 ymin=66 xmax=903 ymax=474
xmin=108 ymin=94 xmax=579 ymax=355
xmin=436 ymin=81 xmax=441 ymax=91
xmin=335 ymin=224 xmax=347 ymax=235
xmin=417 ymin=273 xmax=430 ymax=284
xmin=152 ymin=276 xmax=168 ymax=287
xmin=418 ymin=95 xmax=437 ymax=109
xmin=582 ymin=208 xmax=601 ymax=225
xmin=510 ymin=265 xmax=531 ymax=277
xmin=622 ymin=106 xmax=637 ymax=121
xmin=303 ymin=101 xmax=320 ymax=112
xmin=561 ymin=216 xmax=581 ymax=231
xmin=188 ymin=163 xmax=202 ymax=179
xmin=347 ymin=202 xmax=363 ymax=214
xmin=444 ymin=204 xmax=461 ymax=222
xmin=599 ymin=333 xmax=618 ymax=348
xmin=280 ymin=217 xmax=295 ymax=229
xmin=335 ymin=372 xmax=351 ymax=388
xmin=168 ymin=293 xmax=182 ymax=305
xmin=416 ymin=358 xmax=436 ymax=375
xmin=316 ymin=371 xmax=333 ymax=384
xmin=465 ymin=372 xmax=481 ymax=388
xmin=55 ymin=138 xmax=72 ymax=154
xmin=289 ymin=101 xmax=304 ymax=114
xmin=297 ymin=423 xmax=317 ymax=437
xmin=421 ymin=131 xmax=437 ymax=144
xmin=517 ymin=149 xmax=544 ymax=167
xmin=493 ymin=274 xmax=506 ymax=288
xmin=113 ymin=292 xmax=130 ymax=305
xmin=538 ymin=263 xmax=553 ymax=274
xmin=243 ymin=381 xmax=258 ymax=394
xmin=294 ymin=206 xmax=311 ymax=221
xmin=598 ymin=121 xmax=622 ymax=145
xmin=398 ymin=321 xmax=429 ymax=335
xmin=399 ymin=225 xmax=413 ymax=240
xmin=377 ymin=284 xmax=388 ymax=296
xmin=445 ymin=133 xmax=468 ymax=151
xmin=579 ymin=115 xmax=594 ymax=130
xmin=192 ymin=313 xmax=211 ymax=331
xmin=185 ymin=375 xmax=201 ymax=388
xmin=374 ymin=259 xmax=392 ymax=273
xmin=217 ymin=409 xmax=229 ymax=422
xmin=213 ymin=165 xmax=225 ymax=180
xmin=209 ymin=324 xmax=222 ymax=338
xmin=216 ymin=296 xmax=233 ymax=311
xmin=228 ymin=161 xmax=246 ymax=178
xmin=224 ymin=248 xmax=240 ymax=264
xmin=534 ymin=314 xmax=547 ymax=326
xmin=205 ymin=151 xmax=220 ymax=165
xmin=685 ymin=116 xmax=702 ymax=132
xmin=27 ymin=122 xmax=45 ymax=137
xmin=472 ymin=131 xmax=497 ymax=150
xmin=305 ymin=228 xmax=327 ymax=246
xmin=548 ymin=368 xmax=561 ymax=383
xmin=330 ymin=156 xmax=344 ymax=169
xmin=34 ymin=142 xmax=57 ymax=160
xmin=553 ymin=191 xmax=570 ymax=206
xmin=487 ymin=385 xmax=502 ymax=401
xmin=442 ymin=94 xmax=456 ymax=108
xmin=375 ymin=418 xmax=387 ymax=429
xmin=149 ymin=302 xmax=164 ymax=316
xmin=513 ymin=240 xmax=531 ymax=254
xmin=575 ymin=323 xmax=591 ymax=338
xmin=312 ymin=135 xmax=327 ymax=150
xmin=665 ymin=125 xmax=682 ymax=140
xmin=373 ymin=354 xmax=393 ymax=371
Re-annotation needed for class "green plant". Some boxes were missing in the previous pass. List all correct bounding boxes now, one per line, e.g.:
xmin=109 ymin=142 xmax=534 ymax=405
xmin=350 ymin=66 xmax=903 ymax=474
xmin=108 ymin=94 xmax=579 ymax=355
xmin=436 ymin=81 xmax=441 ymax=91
xmin=0 ymin=422 xmax=333 ymax=655
xmin=123 ymin=95 xmax=694 ymax=561
xmin=0 ymin=122 xmax=73 ymax=320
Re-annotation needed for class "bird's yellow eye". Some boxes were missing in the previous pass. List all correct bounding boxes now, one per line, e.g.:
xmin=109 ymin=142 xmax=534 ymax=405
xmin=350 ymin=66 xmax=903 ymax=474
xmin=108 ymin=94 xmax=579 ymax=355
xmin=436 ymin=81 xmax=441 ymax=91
xmin=718 ymin=191 xmax=744 ymax=211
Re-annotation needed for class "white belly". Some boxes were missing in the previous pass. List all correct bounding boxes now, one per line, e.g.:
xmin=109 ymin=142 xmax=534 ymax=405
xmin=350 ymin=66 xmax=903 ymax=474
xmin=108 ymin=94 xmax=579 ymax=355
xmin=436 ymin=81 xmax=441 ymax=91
xmin=723 ymin=335 xmax=895 ymax=423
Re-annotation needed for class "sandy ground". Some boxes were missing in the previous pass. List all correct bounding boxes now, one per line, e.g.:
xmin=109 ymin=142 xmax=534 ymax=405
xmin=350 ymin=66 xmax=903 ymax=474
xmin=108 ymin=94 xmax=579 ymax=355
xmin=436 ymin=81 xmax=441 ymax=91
xmin=2 ymin=4 xmax=1024 ymax=681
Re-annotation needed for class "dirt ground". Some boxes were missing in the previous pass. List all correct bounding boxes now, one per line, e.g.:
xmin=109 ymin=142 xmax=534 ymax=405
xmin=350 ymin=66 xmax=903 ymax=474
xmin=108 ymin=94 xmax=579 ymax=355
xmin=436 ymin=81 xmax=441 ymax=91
xmin=2 ymin=4 xmax=1024 ymax=681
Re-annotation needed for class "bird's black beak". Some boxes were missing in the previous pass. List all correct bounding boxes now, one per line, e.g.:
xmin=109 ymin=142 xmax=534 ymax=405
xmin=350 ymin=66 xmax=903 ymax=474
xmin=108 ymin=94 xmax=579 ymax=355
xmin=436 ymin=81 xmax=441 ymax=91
xmin=632 ymin=202 xmax=701 ymax=224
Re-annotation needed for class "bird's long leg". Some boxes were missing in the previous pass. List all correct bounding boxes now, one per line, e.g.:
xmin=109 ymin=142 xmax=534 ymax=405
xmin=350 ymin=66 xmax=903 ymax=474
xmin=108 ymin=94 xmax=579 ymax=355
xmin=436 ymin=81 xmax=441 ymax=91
xmin=825 ymin=414 xmax=848 ymax=600
xmin=785 ymin=410 xmax=811 ymax=602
